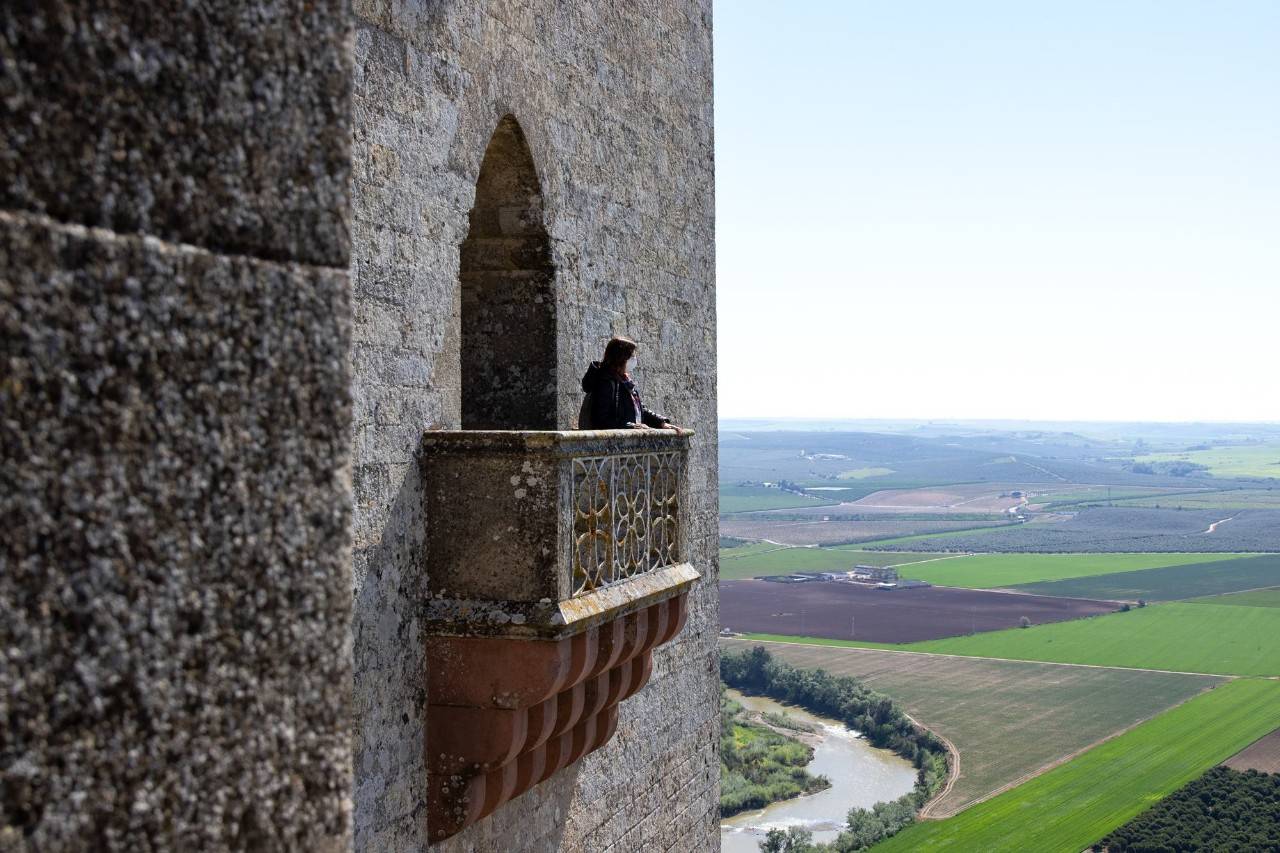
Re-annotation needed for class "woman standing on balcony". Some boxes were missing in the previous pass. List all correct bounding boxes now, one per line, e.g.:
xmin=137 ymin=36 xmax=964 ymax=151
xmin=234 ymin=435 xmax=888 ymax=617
xmin=579 ymin=336 xmax=680 ymax=430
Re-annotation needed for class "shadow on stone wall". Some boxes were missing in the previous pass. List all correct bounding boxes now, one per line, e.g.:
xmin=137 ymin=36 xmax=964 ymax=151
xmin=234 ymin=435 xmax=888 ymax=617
xmin=353 ymin=459 xmax=428 ymax=848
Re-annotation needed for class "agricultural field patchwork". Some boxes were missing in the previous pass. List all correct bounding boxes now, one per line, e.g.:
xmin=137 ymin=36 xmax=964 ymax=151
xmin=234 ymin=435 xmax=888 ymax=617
xmin=721 ymin=579 xmax=1117 ymax=643
xmin=868 ymin=507 xmax=1280 ymax=553
xmin=742 ymin=602 xmax=1280 ymax=676
xmin=718 ymin=425 xmax=1280 ymax=851
xmin=719 ymin=515 xmax=1015 ymax=547
xmin=891 ymin=552 xmax=1248 ymax=590
xmin=719 ymin=640 xmax=1224 ymax=817
xmin=1010 ymin=554 xmax=1280 ymax=602
xmin=896 ymin=602 xmax=1280 ymax=676
xmin=874 ymin=678 xmax=1280 ymax=853
xmin=1024 ymin=486 xmax=1209 ymax=509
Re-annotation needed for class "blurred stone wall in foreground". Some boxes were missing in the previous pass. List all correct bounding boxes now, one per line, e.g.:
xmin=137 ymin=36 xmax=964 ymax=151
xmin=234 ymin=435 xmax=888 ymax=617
xmin=0 ymin=3 xmax=355 ymax=849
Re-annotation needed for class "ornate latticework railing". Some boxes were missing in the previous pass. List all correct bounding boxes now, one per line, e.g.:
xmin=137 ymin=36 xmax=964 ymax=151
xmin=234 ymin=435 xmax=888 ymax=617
xmin=571 ymin=450 xmax=681 ymax=595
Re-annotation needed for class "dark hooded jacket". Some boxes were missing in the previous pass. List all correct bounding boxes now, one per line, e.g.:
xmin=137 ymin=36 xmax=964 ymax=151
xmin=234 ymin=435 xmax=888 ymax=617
xmin=580 ymin=362 xmax=669 ymax=429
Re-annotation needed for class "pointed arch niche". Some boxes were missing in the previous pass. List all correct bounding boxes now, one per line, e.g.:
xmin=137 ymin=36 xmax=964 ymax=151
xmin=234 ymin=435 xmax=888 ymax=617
xmin=459 ymin=115 xmax=557 ymax=430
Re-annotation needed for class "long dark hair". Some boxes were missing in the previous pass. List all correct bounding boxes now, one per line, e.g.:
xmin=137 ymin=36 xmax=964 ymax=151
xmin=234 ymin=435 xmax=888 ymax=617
xmin=602 ymin=336 xmax=637 ymax=372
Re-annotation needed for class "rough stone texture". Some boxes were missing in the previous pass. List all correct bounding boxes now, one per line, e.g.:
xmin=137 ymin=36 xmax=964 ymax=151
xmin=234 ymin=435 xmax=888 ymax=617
xmin=348 ymin=1 xmax=718 ymax=850
xmin=0 ymin=211 xmax=353 ymax=850
xmin=0 ymin=1 xmax=351 ymax=266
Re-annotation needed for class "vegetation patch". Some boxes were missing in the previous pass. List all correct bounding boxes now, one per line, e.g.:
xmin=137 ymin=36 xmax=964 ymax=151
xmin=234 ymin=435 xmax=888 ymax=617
xmin=895 ymin=552 xmax=1247 ymax=590
xmin=720 ymin=690 xmax=830 ymax=817
xmin=873 ymin=679 xmax=1280 ymax=853
xmin=1011 ymin=553 xmax=1280 ymax=602
xmin=1093 ymin=766 xmax=1280 ymax=852
xmin=1131 ymin=442 xmax=1280 ymax=480
xmin=721 ymin=646 xmax=948 ymax=851
xmin=720 ymin=639 xmax=1222 ymax=817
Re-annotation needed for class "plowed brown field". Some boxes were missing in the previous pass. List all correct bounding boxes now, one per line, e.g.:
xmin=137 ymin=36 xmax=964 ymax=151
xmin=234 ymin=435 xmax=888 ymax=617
xmin=720 ymin=579 xmax=1118 ymax=642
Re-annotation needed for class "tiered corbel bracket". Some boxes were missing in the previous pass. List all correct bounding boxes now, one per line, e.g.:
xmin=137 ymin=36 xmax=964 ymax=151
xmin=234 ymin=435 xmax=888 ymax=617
xmin=420 ymin=429 xmax=699 ymax=844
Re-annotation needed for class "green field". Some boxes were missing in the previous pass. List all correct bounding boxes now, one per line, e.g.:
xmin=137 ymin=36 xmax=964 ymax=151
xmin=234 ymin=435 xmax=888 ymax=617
xmin=1132 ymin=443 xmax=1280 ymax=480
xmin=874 ymin=678 xmax=1280 ymax=853
xmin=720 ymin=640 xmax=1221 ymax=817
xmin=720 ymin=484 xmax=840 ymax=514
xmin=1012 ymin=554 xmax=1280 ymax=602
xmin=1188 ymin=586 xmax=1280 ymax=608
xmin=718 ymin=544 xmax=950 ymax=580
xmin=885 ymin=552 xmax=1247 ymax=590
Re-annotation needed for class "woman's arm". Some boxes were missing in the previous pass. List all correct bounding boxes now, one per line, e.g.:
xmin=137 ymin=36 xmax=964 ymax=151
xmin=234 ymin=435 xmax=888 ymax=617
xmin=640 ymin=405 xmax=670 ymax=429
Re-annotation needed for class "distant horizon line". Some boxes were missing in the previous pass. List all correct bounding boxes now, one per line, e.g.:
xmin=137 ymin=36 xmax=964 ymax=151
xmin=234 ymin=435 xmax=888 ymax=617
xmin=718 ymin=415 xmax=1280 ymax=427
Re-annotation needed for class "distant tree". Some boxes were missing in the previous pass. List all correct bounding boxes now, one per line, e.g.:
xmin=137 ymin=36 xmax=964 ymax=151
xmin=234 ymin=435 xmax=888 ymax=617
xmin=1019 ymin=616 xmax=1031 ymax=628
xmin=1137 ymin=599 xmax=1147 ymax=608
xmin=1120 ymin=603 xmax=1131 ymax=612
xmin=761 ymin=827 xmax=816 ymax=853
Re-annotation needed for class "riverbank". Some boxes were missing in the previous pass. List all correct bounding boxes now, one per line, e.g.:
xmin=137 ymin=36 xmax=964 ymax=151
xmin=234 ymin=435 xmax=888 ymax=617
xmin=720 ymin=690 xmax=917 ymax=852
xmin=721 ymin=690 xmax=832 ymax=819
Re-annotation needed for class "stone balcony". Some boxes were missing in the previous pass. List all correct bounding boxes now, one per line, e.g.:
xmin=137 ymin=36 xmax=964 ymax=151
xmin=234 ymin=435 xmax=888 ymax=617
xmin=418 ymin=429 xmax=700 ymax=842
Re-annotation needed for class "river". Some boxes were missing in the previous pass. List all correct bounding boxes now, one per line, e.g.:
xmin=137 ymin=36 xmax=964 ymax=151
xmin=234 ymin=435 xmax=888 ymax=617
xmin=720 ymin=690 xmax=918 ymax=853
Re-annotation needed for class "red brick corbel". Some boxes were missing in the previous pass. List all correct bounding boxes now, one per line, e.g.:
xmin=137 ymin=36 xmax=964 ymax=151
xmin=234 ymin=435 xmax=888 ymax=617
xmin=425 ymin=594 xmax=689 ymax=842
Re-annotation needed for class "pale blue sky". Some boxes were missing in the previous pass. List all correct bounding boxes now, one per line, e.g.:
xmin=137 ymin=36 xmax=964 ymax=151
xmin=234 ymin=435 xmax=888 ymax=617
xmin=714 ymin=1 xmax=1280 ymax=422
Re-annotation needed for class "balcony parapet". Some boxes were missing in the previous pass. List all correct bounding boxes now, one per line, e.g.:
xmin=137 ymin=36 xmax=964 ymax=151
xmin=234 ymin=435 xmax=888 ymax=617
xmin=419 ymin=428 xmax=698 ymax=640
xmin=418 ymin=429 xmax=700 ymax=843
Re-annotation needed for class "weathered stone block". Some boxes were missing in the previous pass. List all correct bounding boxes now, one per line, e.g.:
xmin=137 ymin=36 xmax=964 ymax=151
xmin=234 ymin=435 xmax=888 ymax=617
xmin=0 ymin=210 xmax=352 ymax=850
xmin=0 ymin=1 xmax=352 ymax=267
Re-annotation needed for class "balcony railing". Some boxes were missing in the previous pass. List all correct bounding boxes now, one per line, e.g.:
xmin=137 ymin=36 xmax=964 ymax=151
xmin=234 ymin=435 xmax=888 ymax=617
xmin=570 ymin=445 xmax=682 ymax=595
xmin=418 ymin=428 xmax=700 ymax=841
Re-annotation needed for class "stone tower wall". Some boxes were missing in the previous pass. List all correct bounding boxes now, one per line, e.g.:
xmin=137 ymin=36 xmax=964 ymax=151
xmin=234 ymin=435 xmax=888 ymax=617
xmin=348 ymin=2 xmax=719 ymax=850
xmin=1 ymin=3 xmax=355 ymax=850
